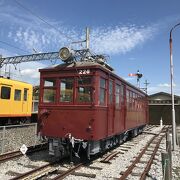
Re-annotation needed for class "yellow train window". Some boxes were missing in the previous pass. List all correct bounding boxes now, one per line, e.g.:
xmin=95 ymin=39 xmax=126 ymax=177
xmin=1 ymin=86 xmax=11 ymax=99
xmin=14 ymin=89 xmax=21 ymax=101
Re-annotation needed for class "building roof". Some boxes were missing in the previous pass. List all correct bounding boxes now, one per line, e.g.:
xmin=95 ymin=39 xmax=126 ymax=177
xmin=149 ymin=92 xmax=180 ymax=100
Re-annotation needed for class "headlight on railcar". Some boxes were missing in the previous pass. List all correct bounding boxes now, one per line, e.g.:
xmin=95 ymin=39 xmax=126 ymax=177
xmin=59 ymin=47 xmax=75 ymax=62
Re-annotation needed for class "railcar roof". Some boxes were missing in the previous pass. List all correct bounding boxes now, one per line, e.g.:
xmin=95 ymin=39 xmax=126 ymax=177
xmin=40 ymin=61 xmax=113 ymax=71
xmin=40 ymin=61 xmax=147 ymax=96
xmin=0 ymin=77 xmax=32 ymax=87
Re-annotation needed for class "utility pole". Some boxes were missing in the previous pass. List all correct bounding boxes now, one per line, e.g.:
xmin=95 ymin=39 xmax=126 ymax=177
xmin=144 ymin=80 xmax=150 ymax=94
xmin=169 ymin=23 xmax=180 ymax=150
xmin=86 ymin=27 xmax=90 ymax=49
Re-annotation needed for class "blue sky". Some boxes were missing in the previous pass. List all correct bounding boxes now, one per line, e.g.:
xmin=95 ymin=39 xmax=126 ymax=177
xmin=0 ymin=0 xmax=180 ymax=95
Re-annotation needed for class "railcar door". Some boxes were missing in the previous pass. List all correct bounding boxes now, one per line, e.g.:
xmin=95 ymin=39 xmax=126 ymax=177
xmin=107 ymin=79 xmax=115 ymax=135
xmin=22 ymin=88 xmax=29 ymax=114
xmin=0 ymin=85 xmax=12 ymax=116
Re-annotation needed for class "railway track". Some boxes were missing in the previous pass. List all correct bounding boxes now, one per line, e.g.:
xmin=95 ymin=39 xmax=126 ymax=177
xmin=11 ymin=161 xmax=57 ymax=180
xmin=53 ymin=163 xmax=85 ymax=180
xmin=51 ymin=126 xmax=168 ymax=180
xmin=9 ymin=158 xmax=96 ymax=180
xmin=119 ymin=127 xmax=167 ymax=179
xmin=0 ymin=125 xmax=170 ymax=180
xmin=100 ymin=151 xmax=120 ymax=163
xmin=0 ymin=143 xmax=47 ymax=164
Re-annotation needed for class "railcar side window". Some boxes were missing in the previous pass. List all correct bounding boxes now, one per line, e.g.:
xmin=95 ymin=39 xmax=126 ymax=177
xmin=60 ymin=78 xmax=73 ymax=102
xmin=126 ymin=90 xmax=130 ymax=109
xmin=77 ymin=77 xmax=92 ymax=103
xmin=99 ymin=78 xmax=106 ymax=105
xmin=129 ymin=91 xmax=133 ymax=109
xmin=115 ymin=84 xmax=120 ymax=107
xmin=43 ymin=79 xmax=56 ymax=103
xmin=1 ymin=86 xmax=11 ymax=99
xmin=121 ymin=85 xmax=125 ymax=104
xmin=14 ymin=89 xmax=21 ymax=101
xmin=109 ymin=81 xmax=113 ymax=104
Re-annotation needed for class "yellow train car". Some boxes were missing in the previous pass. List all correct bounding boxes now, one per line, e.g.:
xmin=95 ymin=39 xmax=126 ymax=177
xmin=0 ymin=77 xmax=33 ymax=125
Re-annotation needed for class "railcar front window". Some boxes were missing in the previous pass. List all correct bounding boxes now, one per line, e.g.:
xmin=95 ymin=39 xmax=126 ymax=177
xmin=43 ymin=89 xmax=55 ymax=102
xmin=78 ymin=77 xmax=91 ymax=85
xmin=60 ymin=78 xmax=73 ymax=102
xmin=44 ymin=79 xmax=56 ymax=87
xmin=1 ymin=86 xmax=11 ymax=99
xmin=43 ymin=79 xmax=56 ymax=103
xmin=77 ymin=77 xmax=92 ymax=103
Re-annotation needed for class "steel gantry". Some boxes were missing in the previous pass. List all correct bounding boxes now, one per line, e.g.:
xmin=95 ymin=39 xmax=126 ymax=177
xmin=0 ymin=52 xmax=59 ymax=68
xmin=0 ymin=28 xmax=92 ymax=68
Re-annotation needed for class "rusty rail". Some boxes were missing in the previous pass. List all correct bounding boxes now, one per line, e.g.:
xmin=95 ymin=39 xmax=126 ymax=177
xmin=120 ymin=127 xmax=167 ymax=180
xmin=100 ymin=151 xmax=120 ymax=163
xmin=53 ymin=163 xmax=84 ymax=180
xmin=0 ymin=143 xmax=47 ymax=163
xmin=140 ymin=134 xmax=165 ymax=179
xmin=11 ymin=161 xmax=57 ymax=180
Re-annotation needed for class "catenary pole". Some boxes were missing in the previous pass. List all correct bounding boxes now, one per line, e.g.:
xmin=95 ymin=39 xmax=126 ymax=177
xmin=169 ymin=22 xmax=180 ymax=150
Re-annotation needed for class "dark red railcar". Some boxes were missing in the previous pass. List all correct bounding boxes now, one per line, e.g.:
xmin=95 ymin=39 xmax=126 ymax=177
xmin=38 ymin=48 xmax=148 ymax=158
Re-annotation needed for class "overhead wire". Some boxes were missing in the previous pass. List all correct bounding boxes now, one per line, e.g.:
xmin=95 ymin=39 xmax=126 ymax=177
xmin=14 ymin=0 xmax=76 ymax=43
xmin=0 ymin=40 xmax=30 ymax=54
xmin=1 ymin=0 xmax=96 ymax=67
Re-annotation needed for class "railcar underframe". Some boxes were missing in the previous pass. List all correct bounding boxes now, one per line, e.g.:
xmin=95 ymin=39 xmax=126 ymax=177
xmin=48 ymin=124 xmax=145 ymax=159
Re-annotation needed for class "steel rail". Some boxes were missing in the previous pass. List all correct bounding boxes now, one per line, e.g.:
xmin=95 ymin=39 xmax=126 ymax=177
xmin=0 ymin=143 xmax=47 ymax=163
xmin=119 ymin=127 xmax=167 ymax=180
xmin=140 ymin=134 xmax=165 ymax=179
xmin=11 ymin=161 xmax=57 ymax=180
xmin=100 ymin=151 xmax=120 ymax=163
xmin=53 ymin=163 xmax=84 ymax=180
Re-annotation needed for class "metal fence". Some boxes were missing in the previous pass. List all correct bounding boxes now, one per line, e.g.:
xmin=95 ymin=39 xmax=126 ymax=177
xmin=0 ymin=123 xmax=38 ymax=154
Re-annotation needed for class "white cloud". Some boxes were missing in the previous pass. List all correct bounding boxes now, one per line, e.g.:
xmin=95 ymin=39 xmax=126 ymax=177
xmin=158 ymin=83 xmax=171 ymax=87
xmin=91 ymin=25 xmax=156 ymax=54
xmin=158 ymin=83 xmax=176 ymax=87
xmin=0 ymin=60 xmax=53 ymax=85
xmin=148 ymin=83 xmax=180 ymax=96
xmin=8 ymin=24 xmax=156 ymax=55
xmin=0 ymin=2 xmax=179 ymax=87
xmin=0 ymin=48 xmax=12 ymax=57
xmin=1 ymin=1 xmax=180 ymax=57
xmin=20 ymin=68 xmax=39 ymax=78
xmin=0 ymin=2 xmax=157 ymax=55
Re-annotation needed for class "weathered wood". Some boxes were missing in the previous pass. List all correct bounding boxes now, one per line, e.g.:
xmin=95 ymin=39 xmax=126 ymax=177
xmin=161 ymin=151 xmax=171 ymax=180
xmin=57 ymin=169 xmax=96 ymax=178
